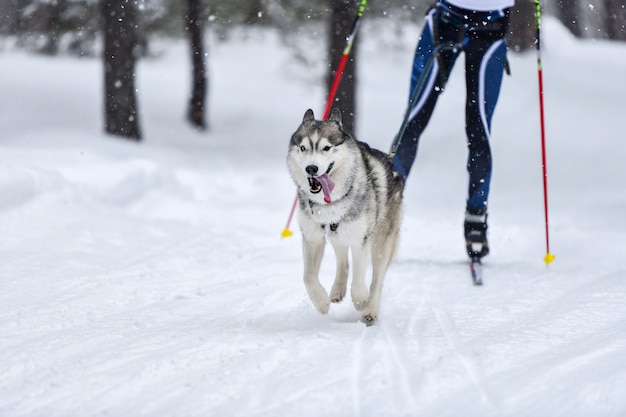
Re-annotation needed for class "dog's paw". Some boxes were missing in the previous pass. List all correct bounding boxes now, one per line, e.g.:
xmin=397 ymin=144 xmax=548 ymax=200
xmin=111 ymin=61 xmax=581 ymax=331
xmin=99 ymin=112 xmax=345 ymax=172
xmin=312 ymin=297 xmax=331 ymax=315
xmin=361 ymin=310 xmax=378 ymax=326
xmin=305 ymin=283 xmax=330 ymax=315
xmin=361 ymin=308 xmax=378 ymax=327
xmin=352 ymin=299 xmax=366 ymax=311
xmin=309 ymin=289 xmax=330 ymax=315
xmin=330 ymin=285 xmax=346 ymax=303
xmin=351 ymin=289 xmax=368 ymax=311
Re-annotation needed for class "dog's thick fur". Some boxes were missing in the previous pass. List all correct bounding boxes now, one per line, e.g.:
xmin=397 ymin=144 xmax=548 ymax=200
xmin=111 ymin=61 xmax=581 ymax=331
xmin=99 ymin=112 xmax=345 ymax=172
xmin=287 ymin=108 xmax=404 ymax=325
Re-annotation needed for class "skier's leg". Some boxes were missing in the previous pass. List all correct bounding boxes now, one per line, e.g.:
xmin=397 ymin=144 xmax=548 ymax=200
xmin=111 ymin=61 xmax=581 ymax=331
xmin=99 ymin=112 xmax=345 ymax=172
xmin=464 ymin=37 xmax=507 ymax=213
xmin=462 ymin=16 xmax=509 ymax=260
xmin=391 ymin=8 xmax=459 ymax=179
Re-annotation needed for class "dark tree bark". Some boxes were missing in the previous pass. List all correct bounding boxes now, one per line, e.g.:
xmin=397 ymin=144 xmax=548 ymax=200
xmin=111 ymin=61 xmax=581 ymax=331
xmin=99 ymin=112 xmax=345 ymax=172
xmin=605 ymin=0 xmax=626 ymax=41
xmin=38 ymin=0 xmax=61 ymax=55
xmin=506 ymin=0 xmax=536 ymax=52
xmin=102 ymin=0 xmax=142 ymax=140
xmin=0 ymin=0 xmax=22 ymax=35
xmin=185 ymin=0 xmax=208 ymax=130
xmin=555 ymin=0 xmax=584 ymax=38
xmin=244 ymin=0 xmax=270 ymax=25
xmin=326 ymin=0 xmax=359 ymax=133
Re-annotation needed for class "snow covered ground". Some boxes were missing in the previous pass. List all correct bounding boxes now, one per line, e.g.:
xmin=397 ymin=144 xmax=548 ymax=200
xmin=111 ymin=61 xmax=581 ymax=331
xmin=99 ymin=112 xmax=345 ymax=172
xmin=1 ymin=18 xmax=625 ymax=416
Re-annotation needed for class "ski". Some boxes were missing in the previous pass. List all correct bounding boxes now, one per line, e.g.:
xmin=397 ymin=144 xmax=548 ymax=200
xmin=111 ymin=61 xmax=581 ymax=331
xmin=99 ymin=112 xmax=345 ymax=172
xmin=470 ymin=259 xmax=483 ymax=286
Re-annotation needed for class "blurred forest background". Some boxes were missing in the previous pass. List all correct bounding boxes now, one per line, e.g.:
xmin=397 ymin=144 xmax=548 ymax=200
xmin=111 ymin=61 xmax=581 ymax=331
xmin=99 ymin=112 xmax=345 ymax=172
xmin=1 ymin=0 xmax=624 ymax=139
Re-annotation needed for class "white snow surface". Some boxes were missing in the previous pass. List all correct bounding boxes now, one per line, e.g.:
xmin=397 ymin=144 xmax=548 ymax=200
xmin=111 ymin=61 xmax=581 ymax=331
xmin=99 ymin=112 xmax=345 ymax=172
xmin=1 ymin=18 xmax=625 ymax=416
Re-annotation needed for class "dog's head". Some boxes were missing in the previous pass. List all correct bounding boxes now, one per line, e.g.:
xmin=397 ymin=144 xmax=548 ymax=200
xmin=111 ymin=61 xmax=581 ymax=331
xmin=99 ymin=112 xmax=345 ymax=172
xmin=287 ymin=108 xmax=356 ymax=204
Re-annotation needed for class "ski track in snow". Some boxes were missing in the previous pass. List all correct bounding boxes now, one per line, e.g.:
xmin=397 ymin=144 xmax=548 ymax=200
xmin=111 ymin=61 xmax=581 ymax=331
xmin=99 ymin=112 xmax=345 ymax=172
xmin=1 ymin=18 xmax=626 ymax=417
xmin=421 ymin=280 xmax=496 ymax=411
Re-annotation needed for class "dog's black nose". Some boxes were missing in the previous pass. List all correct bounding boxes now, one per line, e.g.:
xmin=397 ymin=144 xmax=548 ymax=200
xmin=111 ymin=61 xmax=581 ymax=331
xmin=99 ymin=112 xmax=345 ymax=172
xmin=305 ymin=165 xmax=318 ymax=175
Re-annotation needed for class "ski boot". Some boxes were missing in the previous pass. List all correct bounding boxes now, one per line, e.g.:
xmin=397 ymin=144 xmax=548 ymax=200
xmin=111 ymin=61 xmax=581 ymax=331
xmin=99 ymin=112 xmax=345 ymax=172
xmin=464 ymin=210 xmax=489 ymax=260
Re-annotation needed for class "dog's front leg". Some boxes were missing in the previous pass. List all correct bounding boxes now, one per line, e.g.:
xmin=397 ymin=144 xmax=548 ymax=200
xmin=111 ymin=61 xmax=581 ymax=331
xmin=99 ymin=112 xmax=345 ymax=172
xmin=302 ymin=237 xmax=330 ymax=314
xmin=329 ymin=243 xmax=349 ymax=303
xmin=350 ymin=242 xmax=370 ymax=311
xmin=361 ymin=235 xmax=395 ymax=325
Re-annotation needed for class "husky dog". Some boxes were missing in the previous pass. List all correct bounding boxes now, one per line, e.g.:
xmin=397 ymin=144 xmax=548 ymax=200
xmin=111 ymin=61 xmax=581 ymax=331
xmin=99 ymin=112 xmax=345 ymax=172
xmin=287 ymin=108 xmax=404 ymax=325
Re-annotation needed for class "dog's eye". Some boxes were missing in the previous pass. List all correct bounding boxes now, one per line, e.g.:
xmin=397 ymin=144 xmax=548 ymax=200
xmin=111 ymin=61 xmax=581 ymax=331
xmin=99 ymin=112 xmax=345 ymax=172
xmin=322 ymin=146 xmax=331 ymax=152
xmin=300 ymin=145 xmax=306 ymax=152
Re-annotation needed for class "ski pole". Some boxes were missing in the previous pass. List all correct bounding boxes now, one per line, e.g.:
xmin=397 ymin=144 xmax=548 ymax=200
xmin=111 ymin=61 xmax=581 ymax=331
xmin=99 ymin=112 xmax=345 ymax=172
xmin=282 ymin=0 xmax=367 ymax=239
xmin=534 ymin=0 xmax=555 ymax=265
xmin=389 ymin=41 xmax=462 ymax=159
xmin=322 ymin=0 xmax=367 ymax=120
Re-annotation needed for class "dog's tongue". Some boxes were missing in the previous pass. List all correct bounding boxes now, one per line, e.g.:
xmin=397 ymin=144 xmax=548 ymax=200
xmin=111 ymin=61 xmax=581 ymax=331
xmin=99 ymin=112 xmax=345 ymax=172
xmin=317 ymin=173 xmax=335 ymax=204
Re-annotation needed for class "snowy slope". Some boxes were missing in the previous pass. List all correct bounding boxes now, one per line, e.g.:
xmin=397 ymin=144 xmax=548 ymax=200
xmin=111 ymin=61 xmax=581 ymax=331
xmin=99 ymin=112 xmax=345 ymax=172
xmin=1 ymin=18 xmax=625 ymax=416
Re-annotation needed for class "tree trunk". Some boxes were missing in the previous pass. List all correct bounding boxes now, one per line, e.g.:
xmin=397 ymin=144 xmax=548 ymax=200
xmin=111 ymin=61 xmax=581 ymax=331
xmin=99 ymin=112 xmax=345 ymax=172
xmin=555 ymin=0 xmax=584 ymax=38
xmin=102 ymin=0 xmax=142 ymax=140
xmin=185 ymin=0 xmax=208 ymax=130
xmin=605 ymin=0 xmax=626 ymax=41
xmin=326 ymin=0 xmax=359 ymax=133
xmin=0 ymin=0 xmax=23 ymax=35
xmin=38 ymin=0 xmax=61 ymax=55
xmin=244 ymin=0 xmax=270 ymax=25
xmin=506 ymin=0 xmax=536 ymax=52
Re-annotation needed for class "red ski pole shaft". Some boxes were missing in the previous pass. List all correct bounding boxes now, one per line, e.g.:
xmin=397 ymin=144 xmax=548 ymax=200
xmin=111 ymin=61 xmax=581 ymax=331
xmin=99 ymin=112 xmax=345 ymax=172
xmin=534 ymin=0 xmax=555 ymax=265
xmin=322 ymin=1 xmax=364 ymax=119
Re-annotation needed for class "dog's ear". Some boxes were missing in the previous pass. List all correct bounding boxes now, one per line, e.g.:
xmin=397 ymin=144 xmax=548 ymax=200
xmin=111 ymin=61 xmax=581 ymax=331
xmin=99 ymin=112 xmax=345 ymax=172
xmin=303 ymin=109 xmax=315 ymax=122
xmin=329 ymin=108 xmax=343 ymax=126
